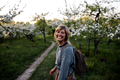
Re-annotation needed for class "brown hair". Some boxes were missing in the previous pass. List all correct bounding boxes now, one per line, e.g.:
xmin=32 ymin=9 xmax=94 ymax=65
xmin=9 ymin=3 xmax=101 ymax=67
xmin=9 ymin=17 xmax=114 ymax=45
xmin=54 ymin=25 xmax=71 ymax=42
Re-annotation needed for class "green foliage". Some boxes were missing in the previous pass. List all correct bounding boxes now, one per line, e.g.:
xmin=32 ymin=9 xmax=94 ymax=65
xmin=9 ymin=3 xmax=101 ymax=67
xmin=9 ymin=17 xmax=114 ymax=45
xmin=35 ymin=19 xmax=47 ymax=33
xmin=45 ymin=25 xmax=53 ymax=36
xmin=86 ymin=61 xmax=94 ymax=71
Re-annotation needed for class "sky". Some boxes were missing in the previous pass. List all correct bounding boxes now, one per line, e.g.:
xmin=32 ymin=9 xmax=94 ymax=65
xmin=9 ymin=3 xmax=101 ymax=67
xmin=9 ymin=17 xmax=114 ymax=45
xmin=0 ymin=0 xmax=120 ymax=23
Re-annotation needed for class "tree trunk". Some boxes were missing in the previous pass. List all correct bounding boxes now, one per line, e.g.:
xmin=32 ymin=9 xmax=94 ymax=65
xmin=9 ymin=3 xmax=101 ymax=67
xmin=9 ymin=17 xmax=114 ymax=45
xmin=0 ymin=38 xmax=2 ymax=43
xmin=94 ymin=40 xmax=99 ymax=56
xmin=88 ymin=38 xmax=91 ymax=56
xmin=78 ymin=39 xmax=81 ymax=50
xmin=0 ymin=37 xmax=4 ymax=43
xmin=43 ymin=19 xmax=46 ymax=42
xmin=30 ymin=34 xmax=35 ymax=42
xmin=10 ymin=34 xmax=13 ymax=44
xmin=43 ymin=32 xmax=46 ymax=42
xmin=107 ymin=39 xmax=112 ymax=45
xmin=26 ymin=35 xmax=30 ymax=39
xmin=74 ymin=23 xmax=76 ymax=31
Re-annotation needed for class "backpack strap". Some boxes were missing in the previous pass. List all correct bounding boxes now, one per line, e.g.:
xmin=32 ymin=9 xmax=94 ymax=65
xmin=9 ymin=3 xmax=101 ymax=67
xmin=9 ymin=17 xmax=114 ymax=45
xmin=62 ymin=43 xmax=72 ymax=52
xmin=62 ymin=43 xmax=75 ymax=69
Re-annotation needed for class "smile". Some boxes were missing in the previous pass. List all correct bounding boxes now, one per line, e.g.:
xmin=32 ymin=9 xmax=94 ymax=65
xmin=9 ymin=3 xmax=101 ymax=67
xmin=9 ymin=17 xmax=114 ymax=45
xmin=58 ymin=37 xmax=62 ymax=39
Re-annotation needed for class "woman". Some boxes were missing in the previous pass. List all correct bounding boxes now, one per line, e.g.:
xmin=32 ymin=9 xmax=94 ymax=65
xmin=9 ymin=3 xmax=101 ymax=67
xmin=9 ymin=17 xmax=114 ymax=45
xmin=49 ymin=25 xmax=76 ymax=80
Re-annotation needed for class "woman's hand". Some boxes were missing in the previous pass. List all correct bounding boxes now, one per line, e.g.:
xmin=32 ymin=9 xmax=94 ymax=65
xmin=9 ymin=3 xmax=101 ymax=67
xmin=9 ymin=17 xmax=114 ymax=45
xmin=49 ymin=66 xmax=57 ymax=75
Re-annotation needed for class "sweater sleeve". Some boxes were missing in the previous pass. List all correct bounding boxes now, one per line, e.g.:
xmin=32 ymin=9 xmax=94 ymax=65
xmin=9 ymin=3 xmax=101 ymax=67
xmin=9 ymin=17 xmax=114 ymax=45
xmin=58 ymin=46 xmax=73 ymax=80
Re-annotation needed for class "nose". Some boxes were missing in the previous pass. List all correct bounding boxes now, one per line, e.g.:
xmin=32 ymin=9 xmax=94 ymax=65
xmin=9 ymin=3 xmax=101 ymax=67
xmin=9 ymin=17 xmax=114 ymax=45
xmin=58 ymin=32 xmax=62 ymax=35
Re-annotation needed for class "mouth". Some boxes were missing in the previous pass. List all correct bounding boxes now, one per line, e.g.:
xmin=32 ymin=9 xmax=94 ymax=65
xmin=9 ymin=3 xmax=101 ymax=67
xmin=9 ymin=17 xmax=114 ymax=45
xmin=58 ymin=36 xmax=62 ymax=39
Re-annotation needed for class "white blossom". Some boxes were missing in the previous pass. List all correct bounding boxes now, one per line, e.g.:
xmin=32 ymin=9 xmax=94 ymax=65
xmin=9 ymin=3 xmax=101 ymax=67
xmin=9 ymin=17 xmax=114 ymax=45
xmin=83 ymin=36 xmax=86 ymax=39
xmin=118 ymin=37 xmax=120 ymax=40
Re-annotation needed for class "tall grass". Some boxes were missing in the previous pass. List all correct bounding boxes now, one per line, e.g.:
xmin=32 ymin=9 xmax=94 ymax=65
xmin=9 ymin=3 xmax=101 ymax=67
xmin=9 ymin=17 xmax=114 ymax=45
xmin=28 ymin=36 xmax=120 ymax=80
xmin=0 ymin=35 xmax=54 ymax=80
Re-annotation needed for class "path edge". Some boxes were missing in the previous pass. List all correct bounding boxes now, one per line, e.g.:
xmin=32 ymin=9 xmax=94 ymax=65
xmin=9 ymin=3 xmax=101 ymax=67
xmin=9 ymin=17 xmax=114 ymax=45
xmin=16 ymin=41 xmax=56 ymax=80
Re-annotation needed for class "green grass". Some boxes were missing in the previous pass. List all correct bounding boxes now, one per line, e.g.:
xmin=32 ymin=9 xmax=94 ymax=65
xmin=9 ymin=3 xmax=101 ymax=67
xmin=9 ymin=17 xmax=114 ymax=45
xmin=28 ymin=36 xmax=120 ymax=80
xmin=70 ymin=37 xmax=120 ymax=80
xmin=0 ymin=35 xmax=54 ymax=80
xmin=28 ymin=44 xmax=57 ymax=80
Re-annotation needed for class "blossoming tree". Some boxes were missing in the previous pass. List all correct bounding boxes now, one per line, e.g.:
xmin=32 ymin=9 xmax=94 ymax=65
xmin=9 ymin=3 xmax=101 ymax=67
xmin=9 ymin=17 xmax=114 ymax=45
xmin=0 ymin=0 xmax=26 ymax=44
xmin=72 ymin=1 xmax=120 ymax=56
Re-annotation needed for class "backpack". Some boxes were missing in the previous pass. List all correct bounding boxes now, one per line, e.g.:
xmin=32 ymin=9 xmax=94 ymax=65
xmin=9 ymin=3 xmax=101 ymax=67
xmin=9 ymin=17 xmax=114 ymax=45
xmin=62 ymin=43 xmax=87 ymax=76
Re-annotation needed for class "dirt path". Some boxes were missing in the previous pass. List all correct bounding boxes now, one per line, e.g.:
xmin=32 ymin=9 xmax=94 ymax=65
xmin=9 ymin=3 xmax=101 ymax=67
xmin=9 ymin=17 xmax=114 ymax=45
xmin=16 ymin=41 xmax=56 ymax=80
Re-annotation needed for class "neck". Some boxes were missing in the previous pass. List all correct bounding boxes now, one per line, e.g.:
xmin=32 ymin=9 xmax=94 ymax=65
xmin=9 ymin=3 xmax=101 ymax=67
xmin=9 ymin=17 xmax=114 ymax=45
xmin=58 ymin=41 xmax=66 ymax=46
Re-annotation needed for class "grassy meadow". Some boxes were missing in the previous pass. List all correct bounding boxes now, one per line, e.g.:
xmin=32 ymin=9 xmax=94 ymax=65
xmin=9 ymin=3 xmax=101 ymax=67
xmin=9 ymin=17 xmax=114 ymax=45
xmin=28 ymin=37 xmax=120 ymax=80
xmin=0 ymin=35 xmax=54 ymax=80
xmin=0 ymin=35 xmax=120 ymax=80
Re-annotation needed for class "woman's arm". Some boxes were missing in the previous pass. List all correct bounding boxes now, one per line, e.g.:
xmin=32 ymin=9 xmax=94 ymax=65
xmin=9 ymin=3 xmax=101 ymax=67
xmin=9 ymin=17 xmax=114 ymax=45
xmin=49 ymin=66 xmax=57 ymax=75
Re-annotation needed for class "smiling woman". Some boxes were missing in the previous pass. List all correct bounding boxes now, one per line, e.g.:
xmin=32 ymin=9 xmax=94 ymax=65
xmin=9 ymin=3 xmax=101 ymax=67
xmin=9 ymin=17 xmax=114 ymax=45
xmin=50 ymin=25 xmax=76 ymax=80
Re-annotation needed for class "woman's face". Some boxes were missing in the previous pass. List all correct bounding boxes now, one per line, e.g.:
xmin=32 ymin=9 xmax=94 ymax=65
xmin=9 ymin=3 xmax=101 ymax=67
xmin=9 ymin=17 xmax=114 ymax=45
xmin=55 ymin=29 xmax=66 ymax=42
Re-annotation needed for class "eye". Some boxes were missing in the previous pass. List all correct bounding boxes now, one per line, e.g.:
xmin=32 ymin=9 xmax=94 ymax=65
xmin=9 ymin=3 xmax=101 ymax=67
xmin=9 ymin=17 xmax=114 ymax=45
xmin=61 ymin=31 xmax=65 ymax=34
xmin=56 ymin=31 xmax=60 ymax=33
